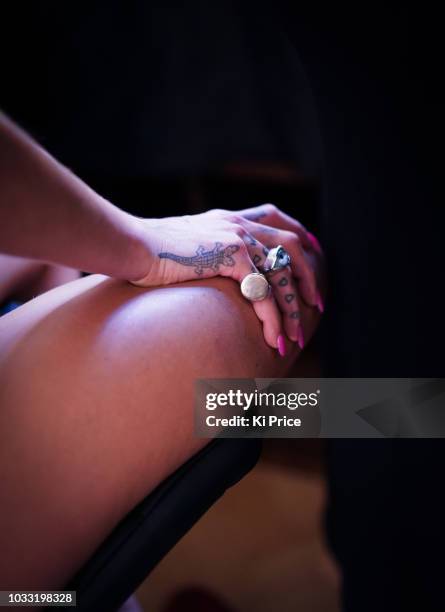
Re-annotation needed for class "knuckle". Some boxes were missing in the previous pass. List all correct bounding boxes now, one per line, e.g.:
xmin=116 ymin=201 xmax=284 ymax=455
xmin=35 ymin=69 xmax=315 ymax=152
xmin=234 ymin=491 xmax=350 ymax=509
xmin=210 ymin=207 xmax=227 ymax=216
xmin=235 ymin=237 xmax=248 ymax=253
xmin=263 ymin=202 xmax=278 ymax=215
xmin=228 ymin=213 xmax=244 ymax=224
xmin=231 ymin=222 xmax=247 ymax=237
xmin=282 ymin=231 xmax=301 ymax=249
xmin=269 ymin=269 xmax=290 ymax=287
xmin=288 ymin=309 xmax=301 ymax=320
xmin=278 ymin=286 xmax=298 ymax=306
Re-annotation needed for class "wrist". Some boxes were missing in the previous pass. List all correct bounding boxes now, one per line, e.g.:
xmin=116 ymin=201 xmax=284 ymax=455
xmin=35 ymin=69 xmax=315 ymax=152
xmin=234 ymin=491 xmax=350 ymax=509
xmin=120 ymin=215 xmax=154 ymax=283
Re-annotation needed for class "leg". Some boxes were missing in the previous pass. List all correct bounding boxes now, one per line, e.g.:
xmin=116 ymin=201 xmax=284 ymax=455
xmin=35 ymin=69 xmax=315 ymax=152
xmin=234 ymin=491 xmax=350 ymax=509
xmin=0 ymin=253 xmax=80 ymax=303
xmin=0 ymin=274 xmax=320 ymax=591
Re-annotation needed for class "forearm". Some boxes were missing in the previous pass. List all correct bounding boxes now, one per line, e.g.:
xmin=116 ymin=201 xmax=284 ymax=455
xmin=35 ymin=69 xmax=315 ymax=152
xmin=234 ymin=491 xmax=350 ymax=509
xmin=0 ymin=113 xmax=149 ymax=280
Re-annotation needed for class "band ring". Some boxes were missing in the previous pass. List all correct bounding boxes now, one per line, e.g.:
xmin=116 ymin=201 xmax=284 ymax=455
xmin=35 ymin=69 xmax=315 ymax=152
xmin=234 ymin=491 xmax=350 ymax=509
xmin=262 ymin=245 xmax=291 ymax=274
xmin=240 ymin=272 xmax=270 ymax=302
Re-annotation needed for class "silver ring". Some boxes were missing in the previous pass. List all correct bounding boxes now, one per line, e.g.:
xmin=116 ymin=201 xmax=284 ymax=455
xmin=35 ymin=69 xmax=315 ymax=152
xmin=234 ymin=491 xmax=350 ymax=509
xmin=240 ymin=272 xmax=270 ymax=302
xmin=262 ymin=245 xmax=291 ymax=274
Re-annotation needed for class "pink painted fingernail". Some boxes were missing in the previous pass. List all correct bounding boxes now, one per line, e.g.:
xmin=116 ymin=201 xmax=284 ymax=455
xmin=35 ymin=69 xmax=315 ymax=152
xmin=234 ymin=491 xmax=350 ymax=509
xmin=316 ymin=291 xmax=324 ymax=314
xmin=277 ymin=334 xmax=286 ymax=357
xmin=307 ymin=231 xmax=322 ymax=255
xmin=297 ymin=326 xmax=305 ymax=350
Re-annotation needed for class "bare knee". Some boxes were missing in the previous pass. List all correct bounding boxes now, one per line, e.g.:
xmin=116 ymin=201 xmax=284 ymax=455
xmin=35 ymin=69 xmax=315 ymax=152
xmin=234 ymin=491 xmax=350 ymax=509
xmin=121 ymin=275 xmax=303 ymax=380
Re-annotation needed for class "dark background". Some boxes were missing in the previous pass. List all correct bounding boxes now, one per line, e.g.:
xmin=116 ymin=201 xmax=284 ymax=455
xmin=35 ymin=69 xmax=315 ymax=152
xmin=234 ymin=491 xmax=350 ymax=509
xmin=1 ymin=2 xmax=322 ymax=226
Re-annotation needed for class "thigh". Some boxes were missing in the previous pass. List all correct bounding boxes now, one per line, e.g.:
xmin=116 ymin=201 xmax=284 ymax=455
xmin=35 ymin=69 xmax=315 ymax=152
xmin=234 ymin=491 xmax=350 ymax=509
xmin=0 ymin=253 xmax=79 ymax=302
xmin=0 ymin=274 xmax=318 ymax=591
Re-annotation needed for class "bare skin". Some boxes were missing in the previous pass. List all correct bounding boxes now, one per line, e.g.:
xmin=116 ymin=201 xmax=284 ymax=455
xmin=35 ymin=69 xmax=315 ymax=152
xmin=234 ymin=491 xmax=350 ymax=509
xmin=0 ymin=269 xmax=321 ymax=594
xmin=0 ymin=113 xmax=321 ymax=349
xmin=0 ymin=113 xmax=324 ymax=605
xmin=0 ymin=254 xmax=80 ymax=303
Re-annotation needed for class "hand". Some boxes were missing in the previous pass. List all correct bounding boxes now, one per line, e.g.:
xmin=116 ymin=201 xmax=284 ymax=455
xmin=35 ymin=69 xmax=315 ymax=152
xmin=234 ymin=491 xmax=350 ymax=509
xmin=131 ymin=204 xmax=324 ymax=352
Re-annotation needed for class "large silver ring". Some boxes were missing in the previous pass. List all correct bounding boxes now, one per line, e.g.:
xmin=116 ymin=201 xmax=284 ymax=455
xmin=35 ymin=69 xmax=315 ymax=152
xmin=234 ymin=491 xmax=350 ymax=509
xmin=240 ymin=272 xmax=270 ymax=302
xmin=262 ymin=245 xmax=291 ymax=274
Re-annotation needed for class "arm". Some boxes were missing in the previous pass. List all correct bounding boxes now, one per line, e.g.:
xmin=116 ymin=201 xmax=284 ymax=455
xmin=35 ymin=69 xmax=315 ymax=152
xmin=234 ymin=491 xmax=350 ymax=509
xmin=0 ymin=113 xmax=323 ymax=349
xmin=0 ymin=113 xmax=149 ymax=280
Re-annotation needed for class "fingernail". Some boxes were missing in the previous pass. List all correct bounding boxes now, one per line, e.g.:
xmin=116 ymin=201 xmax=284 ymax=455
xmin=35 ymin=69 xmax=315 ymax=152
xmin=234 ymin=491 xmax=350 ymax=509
xmin=307 ymin=232 xmax=322 ymax=255
xmin=277 ymin=334 xmax=286 ymax=357
xmin=316 ymin=291 xmax=324 ymax=314
xmin=297 ymin=326 xmax=305 ymax=350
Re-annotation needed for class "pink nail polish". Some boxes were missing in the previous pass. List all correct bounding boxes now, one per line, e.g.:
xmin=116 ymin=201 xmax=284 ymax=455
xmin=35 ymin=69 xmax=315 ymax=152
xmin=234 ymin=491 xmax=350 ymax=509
xmin=297 ymin=327 xmax=305 ymax=350
xmin=316 ymin=291 xmax=325 ymax=314
xmin=307 ymin=231 xmax=322 ymax=255
xmin=277 ymin=334 xmax=286 ymax=357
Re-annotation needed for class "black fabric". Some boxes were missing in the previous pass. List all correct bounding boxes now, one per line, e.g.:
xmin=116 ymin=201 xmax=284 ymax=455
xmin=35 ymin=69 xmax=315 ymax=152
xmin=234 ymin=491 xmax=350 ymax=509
xmin=280 ymin=5 xmax=445 ymax=611
xmin=61 ymin=438 xmax=261 ymax=612
xmin=1 ymin=1 xmax=321 ymax=181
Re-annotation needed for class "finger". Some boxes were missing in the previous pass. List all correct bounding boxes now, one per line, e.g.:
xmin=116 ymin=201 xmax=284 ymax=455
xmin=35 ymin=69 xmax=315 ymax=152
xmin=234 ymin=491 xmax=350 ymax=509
xmin=267 ymin=268 xmax=304 ymax=349
xmin=239 ymin=233 xmax=303 ymax=348
xmin=236 ymin=203 xmax=313 ymax=251
xmin=239 ymin=222 xmax=319 ymax=308
xmin=229 ymin=243 xmax=284 ymax=352
xmin=238 ymin=231 xmax=271 ymax=271
xmin=252 ymin=291 xmax=286 ymax=354
xmin=283 ymin=233 xmax=319 ymax=308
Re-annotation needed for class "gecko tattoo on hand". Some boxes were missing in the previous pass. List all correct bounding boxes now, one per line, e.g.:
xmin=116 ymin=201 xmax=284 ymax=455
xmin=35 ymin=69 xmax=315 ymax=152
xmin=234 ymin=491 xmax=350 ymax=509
xmin=159 ymin=242 xmax=239 ymax=275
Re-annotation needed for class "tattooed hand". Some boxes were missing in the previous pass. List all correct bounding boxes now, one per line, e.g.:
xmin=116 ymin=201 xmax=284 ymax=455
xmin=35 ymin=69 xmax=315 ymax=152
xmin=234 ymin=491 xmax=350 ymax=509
xmin=130 ymin=203 xmax=324 ymax=352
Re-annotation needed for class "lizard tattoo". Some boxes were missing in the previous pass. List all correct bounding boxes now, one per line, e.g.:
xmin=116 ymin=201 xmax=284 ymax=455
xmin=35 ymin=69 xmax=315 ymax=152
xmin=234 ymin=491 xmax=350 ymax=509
xmin=159 ymin=242 xmax=239 ymax=275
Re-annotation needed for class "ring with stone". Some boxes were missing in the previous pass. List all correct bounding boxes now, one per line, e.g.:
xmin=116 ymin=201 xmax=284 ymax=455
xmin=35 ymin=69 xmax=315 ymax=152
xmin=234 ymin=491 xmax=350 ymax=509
xmin=262 ymin=245 xmax=291 ymax=275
